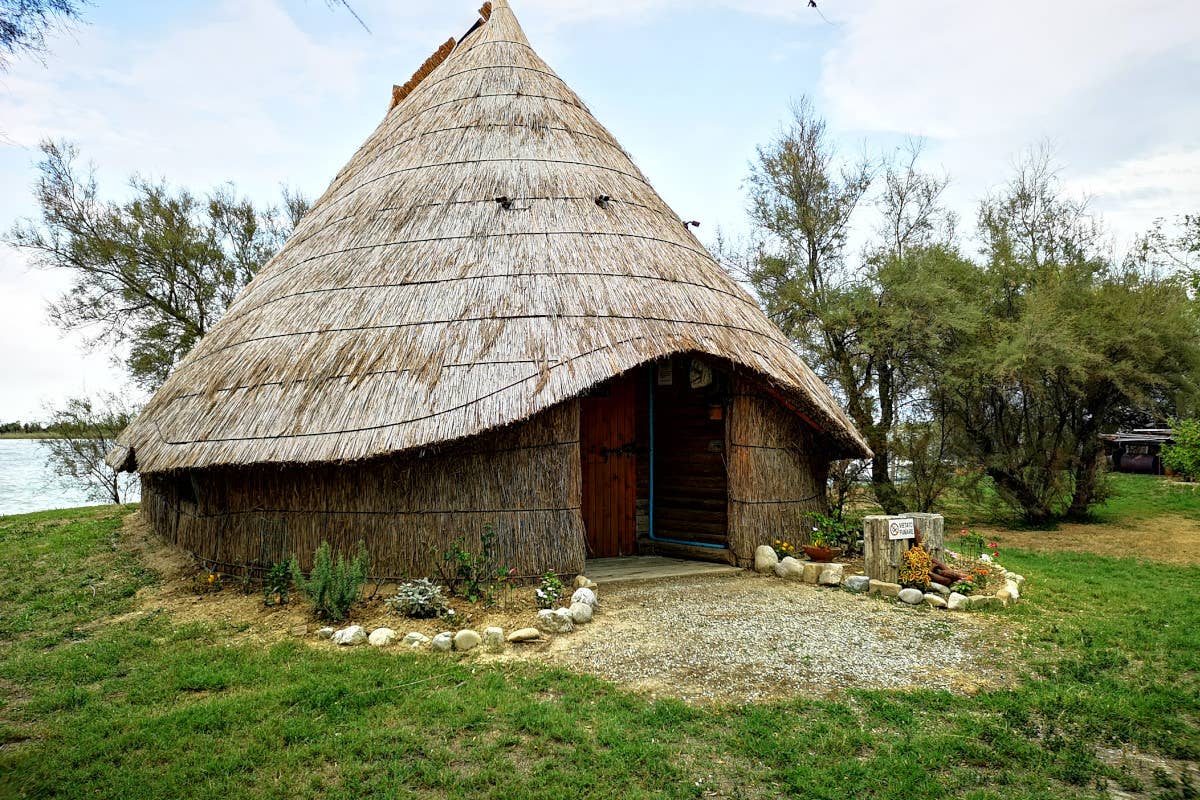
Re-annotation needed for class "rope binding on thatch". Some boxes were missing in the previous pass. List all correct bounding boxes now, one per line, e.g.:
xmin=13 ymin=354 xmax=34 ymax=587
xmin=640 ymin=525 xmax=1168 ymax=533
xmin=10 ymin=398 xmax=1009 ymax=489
xmin=390 ymin=37 xmax=457 ymax=110
xmin=480 ymin=2 xmax=492 ymax=20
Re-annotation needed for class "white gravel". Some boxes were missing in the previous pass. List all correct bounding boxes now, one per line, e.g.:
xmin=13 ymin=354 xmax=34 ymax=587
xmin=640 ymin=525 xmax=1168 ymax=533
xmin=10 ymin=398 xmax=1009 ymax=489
xmin=540 ymin=572 xmax=1014 ymax=703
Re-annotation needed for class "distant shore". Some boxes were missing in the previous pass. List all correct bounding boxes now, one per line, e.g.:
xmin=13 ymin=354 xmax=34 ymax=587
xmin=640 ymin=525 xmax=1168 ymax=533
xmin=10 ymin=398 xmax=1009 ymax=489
xmin=0 ymin=433 xmax=63 ymax=439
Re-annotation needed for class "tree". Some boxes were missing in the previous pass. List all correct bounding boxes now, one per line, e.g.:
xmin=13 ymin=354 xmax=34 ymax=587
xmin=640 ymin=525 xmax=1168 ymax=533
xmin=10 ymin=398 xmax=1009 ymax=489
xmin=932 ymin=150 xmax=1200 ymax=522
xmin=8 ymin=140 xmax=310 ymax=391
xmin=741 ymin=100 xmax=957 ymax=513
xmin=0 ymin=0 xmax=83 ymax=70
xmin=39 ymin=392 xmax=138 ymax=504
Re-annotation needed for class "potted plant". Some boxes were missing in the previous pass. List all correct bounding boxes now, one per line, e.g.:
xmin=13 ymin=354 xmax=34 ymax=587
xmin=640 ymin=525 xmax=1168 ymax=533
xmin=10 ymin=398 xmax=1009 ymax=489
xmin=801 ymin=514 xmax=843 ymax=562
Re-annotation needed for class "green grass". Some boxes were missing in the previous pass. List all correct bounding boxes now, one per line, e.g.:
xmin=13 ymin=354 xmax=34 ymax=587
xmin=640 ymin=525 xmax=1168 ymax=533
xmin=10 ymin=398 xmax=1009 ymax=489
xmin=1091 ymin=473 xmax=1200 ymax=524
xmin=2 ymin=506 xmax=1199 ymax=799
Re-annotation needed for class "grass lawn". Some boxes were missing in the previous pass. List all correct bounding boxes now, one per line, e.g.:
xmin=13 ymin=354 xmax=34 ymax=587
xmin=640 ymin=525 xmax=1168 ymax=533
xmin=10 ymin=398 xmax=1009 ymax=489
xmin=1 ymin=501 xmax=1198 ymax=799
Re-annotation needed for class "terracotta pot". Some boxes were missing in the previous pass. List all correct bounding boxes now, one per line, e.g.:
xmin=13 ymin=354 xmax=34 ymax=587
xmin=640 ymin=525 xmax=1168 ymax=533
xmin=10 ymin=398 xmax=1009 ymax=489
xmin=802 ymin=545 xmax=842 ymax=562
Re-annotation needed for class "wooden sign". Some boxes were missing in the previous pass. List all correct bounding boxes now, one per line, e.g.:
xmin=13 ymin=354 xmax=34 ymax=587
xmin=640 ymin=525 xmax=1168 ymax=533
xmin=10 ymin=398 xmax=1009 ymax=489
xmin=888 ymin=518 xmax=916 ymax=540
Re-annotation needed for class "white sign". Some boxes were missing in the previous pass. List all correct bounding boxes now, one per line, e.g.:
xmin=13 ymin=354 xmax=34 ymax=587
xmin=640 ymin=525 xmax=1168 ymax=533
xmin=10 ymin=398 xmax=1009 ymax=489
xmin=888 ymin=518 xmax=916 ymax=540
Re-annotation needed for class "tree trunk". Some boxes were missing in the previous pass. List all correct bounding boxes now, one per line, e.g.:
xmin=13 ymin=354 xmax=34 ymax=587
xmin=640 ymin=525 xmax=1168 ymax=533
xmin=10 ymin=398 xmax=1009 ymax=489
xmin=986 ymin=467 xmax=1055 ymax=525
xmin=1067 ymin=437 xmax=1105 ymax=519
xmin=871 ymin=448 xmax=905 ymax=514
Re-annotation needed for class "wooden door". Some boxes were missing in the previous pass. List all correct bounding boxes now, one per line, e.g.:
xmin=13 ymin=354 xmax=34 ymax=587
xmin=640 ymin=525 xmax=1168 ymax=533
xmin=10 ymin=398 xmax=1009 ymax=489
xmin=580 ymin=373 xmax=638 ymax=557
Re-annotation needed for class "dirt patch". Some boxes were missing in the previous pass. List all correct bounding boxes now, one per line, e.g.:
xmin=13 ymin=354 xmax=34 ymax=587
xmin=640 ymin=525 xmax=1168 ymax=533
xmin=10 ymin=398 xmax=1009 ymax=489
xmin=978 ymin=515 xmax=1200 ymax=566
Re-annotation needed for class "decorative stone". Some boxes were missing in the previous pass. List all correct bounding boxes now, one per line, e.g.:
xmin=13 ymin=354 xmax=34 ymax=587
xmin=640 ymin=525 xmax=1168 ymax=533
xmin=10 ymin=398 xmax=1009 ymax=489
xmin=332 ymin=625 xmax=367 ymax=646
xmin=801 ymin=561 xmax=824 ymax=584
xmin=996 ymin=588 xmax=1015 ymax=605
xmin=843 ymin=575 xmax=870 ymax=593
xmin=818 ymin=563 xmax=844 ymax=586
xmin=1005 ymin=572 xmax=1025 ymax=588
xmin=924 ymin=593 xmax=948 ymax=608
xmin=754 ymin=545 xmax=779 ymax=573
xmin=946 ymin=592 xmax=969 ymax=611
xmin=431 ymin=632 xmax=454 ymax=652
xmin=1003 ymin=580 xmax=1021 ymax=600
xmin=536 ymin=608 xmax=574 ymax=634
xmin=774 ymin=557 xmax=804 ymax=580
xmin=454 ymin=629 xmax=482 ymax=651
xmin=927 ymin=582 xmax=951 ymax=596
xmin=569 ymin=602 xmax=593 ymax=624
xmin=315 ymin=627 xmax=335 ymax=640
xmin=573 ymin=575 xmax=597 ymax=590
xmin=869 ymin=580 xmax=902 ymax=597
xmin=403 ymin=632 xmax=430 ymax=648
xmin=898 ymin=587 xmax=924 ymax=605
xmin=968 ymin=595 xmax=999 ymax=610
xmin=507 ymin=627 xmax=541 ymax=642
xmin=570 ymin=587 xmax=598 ymax=609
xmin=290 ymin=624 xmax=309 ymax=637
xmin=483 ymin=627 xmax=505 ymax=652
xmin=368 ymin=627 xmax=397 ymax=647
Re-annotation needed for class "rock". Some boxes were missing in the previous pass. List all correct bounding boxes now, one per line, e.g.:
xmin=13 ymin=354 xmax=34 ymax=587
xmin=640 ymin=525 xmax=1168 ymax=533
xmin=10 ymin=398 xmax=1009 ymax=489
xmin=290 ymin=624 xmax=309 ymax=637
xmin=818 ymin=563 xmax=844 ymax=586
xmin=1005 ymin=572 xmax=1025 ymax=588
xmin=315 ymin=626 xmax=335 ymax=640
xmin=573 ymin=575 xmax=597 ymax=590
xmin=927 ymin=582 xmax=951 ymax=596
xmin=368 ymin=627 xmax=397 ymax=647
xmin=968 ymin=595 xmax=999 ymax=610
xmin=898 ymin=587 xmax=924 ymax=605
xmin=507 ymin=627 xmax=541 ymax=643
xmin=980 ymin=553 xmax=993 ymax=563
xmin=801 ymin=561 xmax=824 ymax=584
xmin=570 ymin=587 xmax=598 ymax=609
xmin=924 ymin=593 xmax=948 ymax=608
xmin=483 ymin=627 xmax=505 ymax=652
xmin=773 ymin=557 xmax=804 ymax=580
xmin=332 ymin=625 xmax=367 ymax=646
xmin=946 ymin=592 xmax=969 ymax=611
xmin=869 ymin=580 xmax=902 ymax=597
xmin=402 ymin=632 xmax=430 ymax=648
xmin=453 ymin=629 xmax=482 ymax=652
xmin=569 ymin=602 xmax=593 ymax=624
xmin=843 ymin=575 xmax=870 ymax=593
xmin=754 ymin=545 xmax=779 ymax=573
xmin=996 ymin=587 xmax=1015 ymax=605
xmin=536 ymin=608 xmax=574 ymax=634
xmin=1003 ymin=579 xmax=1021 ymax=600
xmin=431 ymin=632 xmax=454 ymax=652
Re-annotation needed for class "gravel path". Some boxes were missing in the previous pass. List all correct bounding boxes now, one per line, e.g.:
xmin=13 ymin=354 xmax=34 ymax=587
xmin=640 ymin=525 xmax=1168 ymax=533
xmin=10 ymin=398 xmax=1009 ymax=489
xmin=538 ymin=572 xmax=1015 ymax=703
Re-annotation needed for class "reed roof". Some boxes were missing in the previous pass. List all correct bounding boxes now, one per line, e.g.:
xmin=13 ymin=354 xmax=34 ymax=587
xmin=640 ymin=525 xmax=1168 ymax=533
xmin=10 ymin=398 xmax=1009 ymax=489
xmin=111 ymin=0 xmax=870 ymax=474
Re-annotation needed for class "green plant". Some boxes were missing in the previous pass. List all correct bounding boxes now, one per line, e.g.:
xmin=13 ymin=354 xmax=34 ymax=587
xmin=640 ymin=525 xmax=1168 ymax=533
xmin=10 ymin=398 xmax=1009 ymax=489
xmin=385 ymin=578 xmax=452 ymax=619
xmin=956 ymin=529 xmax=985 ymax=559
xmin=772 ymin=538 xmax=797 ymax=559
xmin=289 ymin=541 xmax=369 ymax=622
xmin=1162 ymin=418 xmax=1200 ymax=481
xmin=439 ymin=525 xmax=504 ymax=603
xmin=806 ymin=512 xmax=858 ymax=552
xmin=534 ymin=570 xmax=564 ymax=609
xmin=263 ymin=561 xmax=290 ymax=606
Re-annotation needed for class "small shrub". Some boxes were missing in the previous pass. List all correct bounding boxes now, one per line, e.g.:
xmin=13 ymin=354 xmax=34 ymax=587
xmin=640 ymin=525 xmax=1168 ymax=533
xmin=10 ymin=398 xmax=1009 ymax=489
xmin=899 ymin=544 xmax=932 ymax=589
xmin=385 ymin=578 xmax=452 ymax=619
xmin=1162 ymin=418 xmax=1200 ymax=481
xmin=290 ymin=541 xmax=369 ymax=622
xmin=772 ymin=538 xmax=796 ymax=559
xmin=263 ymin=561 xmax=290 ymax=606
xmin=534 ymin=570 xmax=564 ymax=609
xmin=438 ymin=524 xmax=513 ymax=605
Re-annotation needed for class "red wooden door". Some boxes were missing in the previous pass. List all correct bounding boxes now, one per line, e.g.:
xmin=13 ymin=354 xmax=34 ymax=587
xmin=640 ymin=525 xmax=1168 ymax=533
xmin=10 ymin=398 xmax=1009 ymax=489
xmin=580 ymin=373 xmax=637 ymax=557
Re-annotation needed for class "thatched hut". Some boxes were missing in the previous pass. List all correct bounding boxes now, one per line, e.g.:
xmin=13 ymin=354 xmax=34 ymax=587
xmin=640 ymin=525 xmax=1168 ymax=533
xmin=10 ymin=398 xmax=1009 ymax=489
xmin=109 ymin=0 xmax=870 ymax=578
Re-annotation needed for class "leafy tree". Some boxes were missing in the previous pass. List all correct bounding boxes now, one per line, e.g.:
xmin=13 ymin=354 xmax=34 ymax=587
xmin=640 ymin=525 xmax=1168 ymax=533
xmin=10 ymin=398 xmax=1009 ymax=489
xmin=740 ymin=100 xmax=958 ymax=513
xmin=39 ymin=392 xmax=138 ymax=504
xmin=0 ymin=0 xmax=83 ymax=69
xmin=8 ymin=140 xmax=309 ymax=390
xmin=1161 ymin=419 xmax=1200 ymax=481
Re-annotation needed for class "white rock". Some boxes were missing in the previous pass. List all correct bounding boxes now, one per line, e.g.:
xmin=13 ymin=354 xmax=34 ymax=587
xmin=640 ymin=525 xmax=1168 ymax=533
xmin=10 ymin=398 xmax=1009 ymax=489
xmin=402 ymin=632 xmax=430 ymax=648
xmin=927 ymin=582 xmax=951 ymax=596
xmin=754 ymin=545 xmax=779 ymax=573
xmin=1003 ymin=580 xmax=1021 ymax=600
xmin=431 ymin=632 xmax=454 ymax=652
xmin=869 ymin=580 xmax=902 ymax=597
xmin=843 ymin=575 xmax=870 ymax=593
xmin=898 ymin=587 xmax=924 ymax=605
xmin=946 ymin=592 xmax=969 ymax=611
xmin=368 ymin=627 xmax=397 ymax=647
xmin=980 ymin=553 xmax=993 ymax=563
xmin=570 ymin=587 xmax=598 ymax=609
xmin=484 ymin=627 xmax=505 ymax=652
xmin=801 ymin=561 xmax=824 ymax=584
xmin=536 ymin=608 xmax=574 ymax=634
xmin=1005 ymin=572 xmax=1026 ymax=588
xmin=454 ymin=629 xmax=482 ymax=651
xmin=315 ymin=627 xmax=335 ymax=640
xmin=569 ymin=601 xmax=593 ymax=624
xmin=507 ymin=627 xmax=541 ymax=642
xmin=818 ymin=563 xmax=844 ymax=586
xmin=924 ymin=593 xmax=948 ymax=608
xmin=573 ymin=575 xmax=597 ymax=590
xmin=774 ymin=556 xmax=804 ymax=580
xmin=332 ymin=625 xmax=367 ymax=646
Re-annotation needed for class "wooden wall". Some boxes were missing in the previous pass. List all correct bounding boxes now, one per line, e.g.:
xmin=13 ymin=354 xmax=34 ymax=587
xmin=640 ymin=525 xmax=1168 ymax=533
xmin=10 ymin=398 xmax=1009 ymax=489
xmin=140 ymin=403 xmax=585 ymax=579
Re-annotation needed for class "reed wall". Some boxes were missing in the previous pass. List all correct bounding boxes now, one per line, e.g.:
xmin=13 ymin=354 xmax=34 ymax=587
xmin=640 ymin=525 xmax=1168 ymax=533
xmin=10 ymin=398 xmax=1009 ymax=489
xmin=141 ymin=403 xmax=584 ymax=579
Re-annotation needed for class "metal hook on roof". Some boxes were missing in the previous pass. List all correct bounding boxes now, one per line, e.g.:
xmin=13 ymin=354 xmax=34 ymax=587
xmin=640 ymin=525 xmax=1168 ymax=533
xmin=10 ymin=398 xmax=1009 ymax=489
xmin=595 ymin=194 xmax=612 ymax=209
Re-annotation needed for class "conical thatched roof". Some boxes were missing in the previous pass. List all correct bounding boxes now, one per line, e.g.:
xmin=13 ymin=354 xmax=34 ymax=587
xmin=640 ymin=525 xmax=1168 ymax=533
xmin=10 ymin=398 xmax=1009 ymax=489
xmin=111 ymin=0 xmax=869 ymax=474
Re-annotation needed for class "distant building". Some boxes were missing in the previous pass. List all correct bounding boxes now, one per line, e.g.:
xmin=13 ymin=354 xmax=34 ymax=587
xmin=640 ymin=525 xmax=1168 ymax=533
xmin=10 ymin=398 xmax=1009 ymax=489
xmin=1100 ymin=428 xmax=1175 ymax=474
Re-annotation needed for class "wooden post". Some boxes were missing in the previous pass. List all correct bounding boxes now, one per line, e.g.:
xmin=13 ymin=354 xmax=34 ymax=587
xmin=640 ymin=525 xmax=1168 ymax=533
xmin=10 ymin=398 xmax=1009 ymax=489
xmin=863 ymin=513 xmax=945 ymax=582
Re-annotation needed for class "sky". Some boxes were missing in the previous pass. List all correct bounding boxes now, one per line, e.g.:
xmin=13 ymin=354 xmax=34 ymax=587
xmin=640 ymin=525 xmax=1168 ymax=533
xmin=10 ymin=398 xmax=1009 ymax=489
xmin=0 ymin=0 xmax=1197 ymax=421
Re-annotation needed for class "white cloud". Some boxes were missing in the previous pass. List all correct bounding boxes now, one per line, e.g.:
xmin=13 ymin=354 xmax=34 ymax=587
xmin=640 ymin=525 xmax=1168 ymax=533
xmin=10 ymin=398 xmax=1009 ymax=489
xmin=1067 ymin=148 xmax=1200 ymax=239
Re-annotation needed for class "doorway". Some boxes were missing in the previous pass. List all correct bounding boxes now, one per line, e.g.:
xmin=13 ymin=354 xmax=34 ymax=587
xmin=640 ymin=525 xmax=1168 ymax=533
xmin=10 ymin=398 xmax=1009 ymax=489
xmin=580 ymin=372 xmax=638 ymax=557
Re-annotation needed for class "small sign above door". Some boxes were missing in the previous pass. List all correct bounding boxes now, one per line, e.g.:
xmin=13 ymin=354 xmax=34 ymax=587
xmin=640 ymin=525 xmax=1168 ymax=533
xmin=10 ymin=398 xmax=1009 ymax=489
xmin=657 ymin=363 xmax=673 ymax=385
xmin=888 ymin=518 xmax=916 ymax=540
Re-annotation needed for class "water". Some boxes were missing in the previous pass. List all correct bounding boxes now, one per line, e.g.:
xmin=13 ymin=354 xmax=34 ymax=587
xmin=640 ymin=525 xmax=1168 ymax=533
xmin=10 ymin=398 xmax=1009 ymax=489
xmin=0 ymin=438 xmax=140 ymax=516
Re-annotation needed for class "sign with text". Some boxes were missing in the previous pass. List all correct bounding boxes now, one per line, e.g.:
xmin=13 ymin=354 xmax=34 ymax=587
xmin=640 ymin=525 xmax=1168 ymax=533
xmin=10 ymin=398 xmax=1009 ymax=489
xmin=888 ymin=518 xmax=916 ymax=540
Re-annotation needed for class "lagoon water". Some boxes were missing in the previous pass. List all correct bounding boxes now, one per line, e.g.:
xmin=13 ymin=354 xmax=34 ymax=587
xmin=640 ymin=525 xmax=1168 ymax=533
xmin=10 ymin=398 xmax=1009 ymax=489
xmin=0 ymin=439 xmax=139 ymax=516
